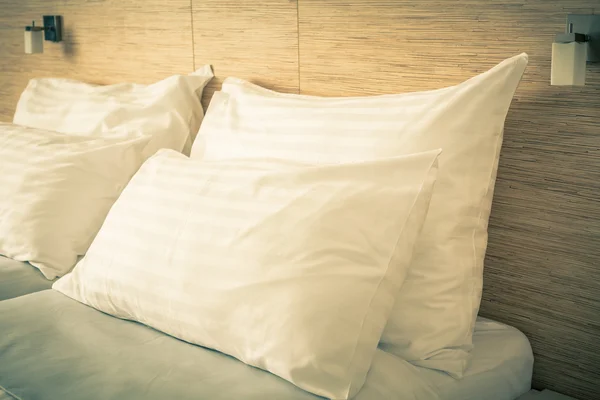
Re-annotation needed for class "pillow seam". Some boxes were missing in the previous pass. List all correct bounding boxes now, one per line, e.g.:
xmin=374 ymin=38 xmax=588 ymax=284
xmin=343 ymin=157 xmax=436 ymax=398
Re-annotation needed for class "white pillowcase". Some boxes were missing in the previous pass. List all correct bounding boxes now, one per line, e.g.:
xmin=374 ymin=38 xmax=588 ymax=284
xmin=54 ymin=148 xmax=440 ymax=400
xmin=13 ymin=66 xmax=214 ymax=156
xmin=0 ymin=123 xmax=150 ymax=279
xmin=190 ymin=54 xmax=528 ymax=377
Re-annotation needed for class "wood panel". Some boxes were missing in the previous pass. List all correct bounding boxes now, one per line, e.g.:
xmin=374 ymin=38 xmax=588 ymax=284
xmin=298 ymin=1 xmax=600 ymax=399
xmin=192 ymin=0 xmax=300 ymax=108
xmin=0 ymin=0 xmax=194 ymax=122
xmin=0 ymin=0 xmax=599 ymax=398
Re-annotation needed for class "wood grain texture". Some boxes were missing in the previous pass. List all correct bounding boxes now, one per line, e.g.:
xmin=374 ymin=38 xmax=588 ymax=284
xmin=0 ymin=0 xmax=194 ymax=122
xmin=192 ymin=0 xmax=299 ymax=109
xmin=298 ymin=2 xmax=600 ymax=399
xmin=1 ymin=0 xmax=599 ymax=398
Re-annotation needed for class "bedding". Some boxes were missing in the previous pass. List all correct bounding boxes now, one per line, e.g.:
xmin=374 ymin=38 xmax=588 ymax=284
xmin=12 ymin=65 xmax=214 ymax=156
xmin=0 ymin=256 xmax=53 ymax=301
xmin=191 ymin=53 xmax=529 ymax=377
xmin=0 ymin=290 xmax=533 ymax=400
xmin=53 ymin=148 xmax=440 ymax=399
xmin=0 ymin=123 xmax=149 ymax=279
xmin=430 ymin=317 xmax=534 ymax=400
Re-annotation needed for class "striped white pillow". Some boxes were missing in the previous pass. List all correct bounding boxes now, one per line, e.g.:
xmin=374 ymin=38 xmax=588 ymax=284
xmin=13 ymin=66 xmax=214 ymax=156
xmin=54 ymin=148 xmax=440 ymax=400
xmin=191 ymin=54 xmax=528 ymax=377
xmin=0 ymin=123 xmax=149 ymax=279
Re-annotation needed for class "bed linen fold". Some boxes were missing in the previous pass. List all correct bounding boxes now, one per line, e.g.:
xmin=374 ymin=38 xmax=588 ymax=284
xmin=0 ymin=290 xmax=532 ymax=400
xmin=0 ymin=256 xmax=53 ymax=301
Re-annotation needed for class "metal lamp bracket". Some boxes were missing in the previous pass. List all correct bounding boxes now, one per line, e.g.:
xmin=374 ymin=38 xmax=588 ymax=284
xmin=558 ymin=14 xmax=600 ymax=62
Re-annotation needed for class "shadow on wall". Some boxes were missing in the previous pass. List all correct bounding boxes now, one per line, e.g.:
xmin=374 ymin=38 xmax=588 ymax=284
xmin=61 ymin=21 xmax=77 ymax=60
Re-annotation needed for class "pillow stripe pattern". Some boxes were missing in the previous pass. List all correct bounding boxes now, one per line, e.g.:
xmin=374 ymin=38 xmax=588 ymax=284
xmin=54 ymin=148 xmax=440 ymax=399
xmin=0 ymin=122 xmax=149 ymax=279
xmin=191 ymin=54 xmax=528 ymax=376
xmin=13 ymin=66 xmax=214 ymax=156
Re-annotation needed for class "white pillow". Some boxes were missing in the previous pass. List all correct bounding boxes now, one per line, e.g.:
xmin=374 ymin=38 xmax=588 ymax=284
xmin=0 ymin=123 xmax=150 ymax=279
xmin=54 ymin=148 xmax=440 ymax=399
xmin=191 ymin=54 xmax=528 ymax=377
xmin=13 ymin=66 xmax=214 ymax=156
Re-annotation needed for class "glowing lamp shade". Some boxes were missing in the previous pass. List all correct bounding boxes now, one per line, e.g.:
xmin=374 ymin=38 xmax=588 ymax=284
xmin=24 ymin=27 xmax=44 ymax=54
xmin=551 ymin=41 xmax=587 ymax=86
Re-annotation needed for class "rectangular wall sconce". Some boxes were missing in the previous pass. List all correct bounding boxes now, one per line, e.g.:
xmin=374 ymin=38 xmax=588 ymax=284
xmin=24 ymin=16 xmax=62 ymax=54
xmin=551 ymin=14 xmax=599 ymax=86
xmin=24 ymin=23 xmax=44 ymax=54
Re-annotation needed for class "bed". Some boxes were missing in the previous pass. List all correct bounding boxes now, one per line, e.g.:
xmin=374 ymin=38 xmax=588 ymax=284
xmin=0 ymin=54 xmax=534 ymax=399
xmin=0 ymin=290 xmax=532 ymax=400
xmin=0 ymin=256 xmax=53 ymax=301
xmin=0 ymin=70 xmax=214 ymax=301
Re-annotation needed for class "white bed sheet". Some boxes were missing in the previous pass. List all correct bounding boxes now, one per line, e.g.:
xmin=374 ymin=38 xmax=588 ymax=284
xmin=409 ymin=316 xmax=534 ymax=400
xmin=0 ymin=289 xmax=533 ymax=400
xmin=0 ymin=255 xmax=53 ymax=300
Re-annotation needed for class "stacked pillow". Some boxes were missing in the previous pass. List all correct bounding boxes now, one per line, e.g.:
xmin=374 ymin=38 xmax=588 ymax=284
xmin=1 ymin=68 xmax=214 ymax=279
xmin=190 ymin=53 xmax=528 ymax=377
xmin=13 ymin=65 xmax=214 ymax=156
xmin=54 ymin=148 xmax=440 ymax=399
xmin=0 ymin=123 xmax=149 ymax=279
xmin=50 ymin=54 xmax=526 ymax=399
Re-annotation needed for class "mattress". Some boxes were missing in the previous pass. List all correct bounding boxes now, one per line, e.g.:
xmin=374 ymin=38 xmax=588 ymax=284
xmin=0 ymin=255 xmax=53 ymax=301
xmin=0 ymin=290 xmax=533 ymax=400
xmin=425 ymin=317 xmax=533 ymax=400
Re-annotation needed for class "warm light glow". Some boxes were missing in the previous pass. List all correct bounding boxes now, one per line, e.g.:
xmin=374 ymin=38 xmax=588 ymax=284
xmin=551 ymin=41 xmax=587 ymax=86
xmin=24 ymin=29 xmax=43 ymax=54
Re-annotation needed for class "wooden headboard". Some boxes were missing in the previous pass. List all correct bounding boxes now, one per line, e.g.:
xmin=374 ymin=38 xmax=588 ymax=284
xmin=1 ymin=1 xmax=599 ymax=399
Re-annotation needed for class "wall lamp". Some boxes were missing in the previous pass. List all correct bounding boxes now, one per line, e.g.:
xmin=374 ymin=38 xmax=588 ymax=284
xmin=24 ymin=16 xmax=62 ymax=54
xmin=551 ymin=14 xmax=599 ymax=86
